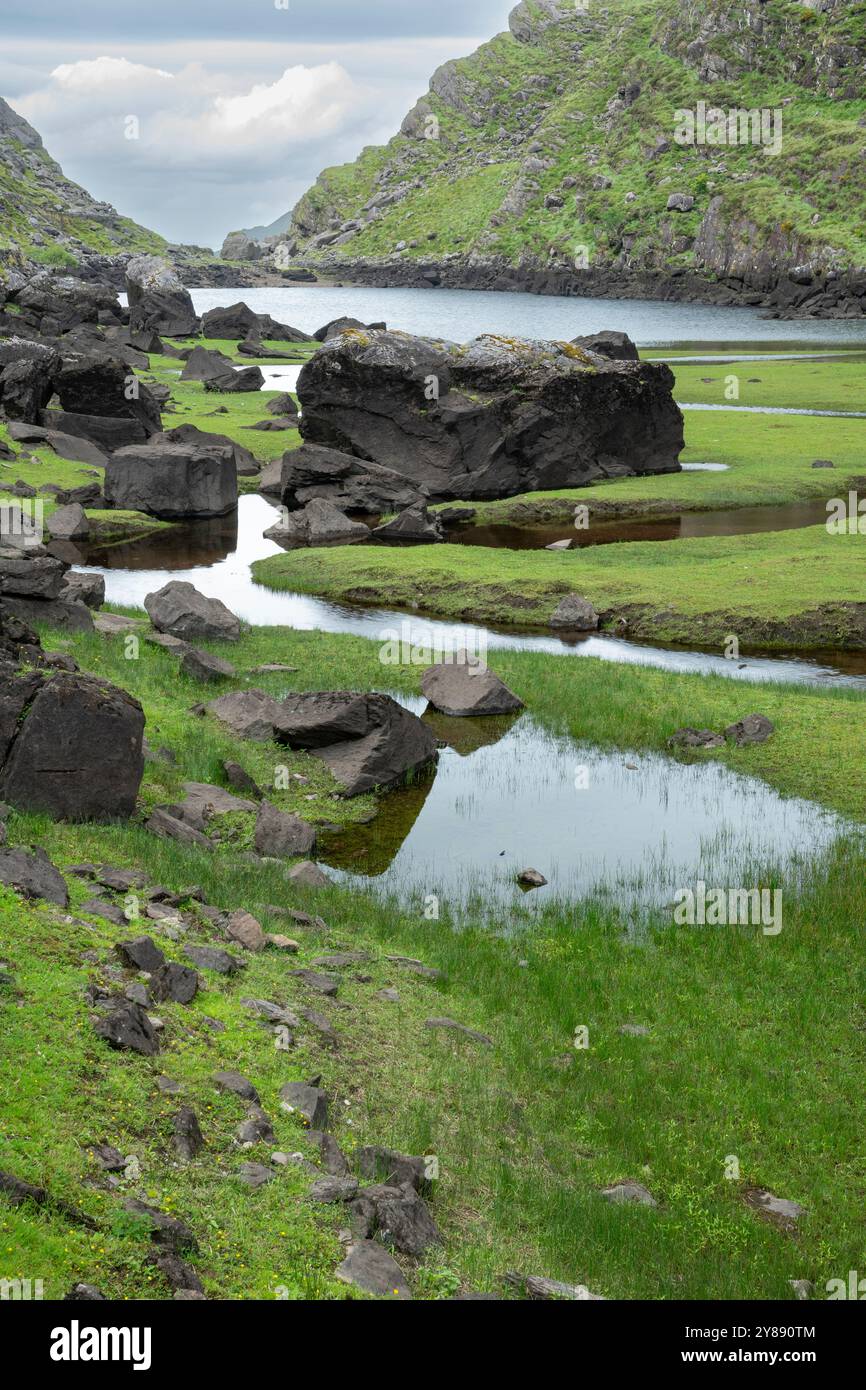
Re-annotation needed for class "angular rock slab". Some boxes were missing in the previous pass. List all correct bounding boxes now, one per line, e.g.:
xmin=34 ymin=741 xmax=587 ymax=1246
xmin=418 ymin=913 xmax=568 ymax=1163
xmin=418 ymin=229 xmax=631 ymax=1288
xmin=105 ymin=443 xmax=237 ymax=520
xmin=145 ymin=581 xmax=241 ymax=641
xmin=421 ymin=657 xmax=524 ymax=717
xmin=335 ymin=1241 xmax=412 ymax=1300
xmin=0 ymin=674 xmax=144 ymax=822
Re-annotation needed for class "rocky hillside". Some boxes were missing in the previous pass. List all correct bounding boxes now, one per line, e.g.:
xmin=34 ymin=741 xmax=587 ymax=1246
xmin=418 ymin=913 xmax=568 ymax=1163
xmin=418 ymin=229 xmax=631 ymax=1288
xmin=0 ymin=97 xmax=172 ymax=284
xmin=271 ymin=0 xmax=866 ymax=315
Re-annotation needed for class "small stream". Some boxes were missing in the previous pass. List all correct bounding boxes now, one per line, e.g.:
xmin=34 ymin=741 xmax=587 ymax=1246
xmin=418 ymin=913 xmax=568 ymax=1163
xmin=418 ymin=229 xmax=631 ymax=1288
xmin=75 ymin=495 xmax=866 ymax=689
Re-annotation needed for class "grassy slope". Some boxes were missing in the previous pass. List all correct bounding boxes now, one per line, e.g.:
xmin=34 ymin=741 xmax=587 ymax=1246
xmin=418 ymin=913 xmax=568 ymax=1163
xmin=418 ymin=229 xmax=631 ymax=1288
xmin=288 ymin=0 xmax=866 ymax=278
xmin=4 ymin=619 xmax=866 ymax=1300
xmin=0 ymin=138 xmax=166 ymax=276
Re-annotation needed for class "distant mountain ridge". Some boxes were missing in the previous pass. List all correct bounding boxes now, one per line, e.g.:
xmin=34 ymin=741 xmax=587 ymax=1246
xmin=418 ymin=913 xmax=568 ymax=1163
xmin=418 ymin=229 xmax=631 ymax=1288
xmin=262 ymin=0 xmax=866 ymax=316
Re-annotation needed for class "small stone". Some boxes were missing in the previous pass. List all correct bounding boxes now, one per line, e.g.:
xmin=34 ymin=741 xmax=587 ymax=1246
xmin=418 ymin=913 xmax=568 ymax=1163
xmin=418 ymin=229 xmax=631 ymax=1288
xmin=517 ymin=868 xmax=547 ymax=889
xmin=724 ymin=714 xmax=775 ymax=747
xmin=226 ymin=909 xmax=266 ymax=952
xmin=290 ymin=968 xmax=340 ymax=997
xmin=308 ymin=1176 xmax=359 ymax=1203
xmin=173 ymin=1107 xmax=204 ymax=1161
xmin=335 ymin=1241 xmax=412 ymax=1299
xmin=213 ymin=1071 xmax=261 ymax=1104
xmin=424 ymin=1017 xmax=493 ymax=1047
xmin=599 ymin=1181 xmax=658 ymax=1207
xmin=237 ymin=1162 xmax=274 ymax=1189
xmin=288 ymin=860 xmax=331 ymax=889
xmin=267 ymin=935 xmax=300 ymax=952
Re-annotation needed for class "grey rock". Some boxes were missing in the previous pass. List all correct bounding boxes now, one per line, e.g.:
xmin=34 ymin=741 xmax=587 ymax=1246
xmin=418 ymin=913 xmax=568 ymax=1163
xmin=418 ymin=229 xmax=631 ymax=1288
xmin=421 ymin=656 xmax=523 ymax=717
xmin=335 ymin=1240 xmax=412 ymax=1299
xmin=145 ymin=581 xmax=241 ymax=640
xmin=549 ymin=594 xmax=599 ymax=631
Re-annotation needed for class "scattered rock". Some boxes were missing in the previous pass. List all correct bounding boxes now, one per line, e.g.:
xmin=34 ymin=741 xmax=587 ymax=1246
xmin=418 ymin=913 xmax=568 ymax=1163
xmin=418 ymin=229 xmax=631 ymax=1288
xmin=237 ymin=1162 xmax=275 ymax=1188
xmin=184 ymin=945 xmax=245 ymax=975
xmin=724 ymin=714 xmax=775 ymax=746
xmin=94 ymin=1003 xmax=159 ymax=1056
xmin=549 ymin=594 xmax=599 ymax=631
xmin=280 ymin=1081 xmax=328 ymax=1129
xmin=145 ymin=581 xmax=241 ymax=641
xmin=668 ymin=728 xmax=725 ymax=750
xmin=309 ymin=1176 xmax=359 ymax=1203
xmin=226 ymin=909 xmax=267 ymax=953
xmin=290 ymin=968 xmax=340 ymax=997
xmin=742 ymin=1187 xmax=804 ymax=1232
xmin=424 ymin=1017 xmax=493 ymax=1047
xmin=599 ymin=1181 xmax=658 ymax=1207
xmin=173 ymin=1107 xmax=204 ymax=1161
xmin=255 ymin=800 xmax=317 ymax=858
xmin=421 ymin=656 xmax=524 ymax=717
xmin=517 ymin=868 xmax=547 ymax=889
xmin=213 ymin=1070 xmax=261 ymax=1104
xmin=335 ymin=1241 xmax=412 ymax=1300
xmin=150 ymin=962 xmax=199 ymax=1005
xmin=288 ymin=860 xmax=330 ymax=889
xmin=115 ymin=936 xmax=166 ymax=973
xmin=0 ymin=846 xmax=68 ymax=906
xmin=180 ymin=647 xmax=237 ymax=682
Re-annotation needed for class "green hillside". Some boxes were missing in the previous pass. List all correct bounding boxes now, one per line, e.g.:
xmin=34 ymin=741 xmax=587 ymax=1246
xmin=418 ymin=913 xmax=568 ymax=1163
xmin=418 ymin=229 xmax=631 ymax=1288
xmin=284 ymin=0 xmax=866 ymax=306
xmin=0 ymin=96 xmax=167 ymax=282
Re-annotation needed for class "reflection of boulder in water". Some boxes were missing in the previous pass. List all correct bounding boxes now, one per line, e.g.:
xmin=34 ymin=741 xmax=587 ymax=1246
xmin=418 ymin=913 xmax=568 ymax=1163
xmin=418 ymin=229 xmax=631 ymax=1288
xmin=318 ymin=767 xmax=436 ymax=877
xmin=422 ymin=708 xmax=521 ymax=757
xmin=80 ymin=510 xmax=239 ymax=572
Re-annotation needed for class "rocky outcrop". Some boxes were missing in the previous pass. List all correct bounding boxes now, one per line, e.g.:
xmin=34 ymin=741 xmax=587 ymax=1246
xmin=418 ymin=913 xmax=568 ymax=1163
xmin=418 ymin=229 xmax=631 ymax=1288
xmin=0 ymin=672 xmax=144 ymax=821
xmin=54 ymin=355 xmax=162 ymax=437
xmin=280 ymin=443 xmax=427 ymax=514
xmin=105 ymin=442 xmax=238 ymax=519
xmin=296 ymin=330 xmax=682 ymax=500
xmin=125 ymin=256 xmax=199 ymax=337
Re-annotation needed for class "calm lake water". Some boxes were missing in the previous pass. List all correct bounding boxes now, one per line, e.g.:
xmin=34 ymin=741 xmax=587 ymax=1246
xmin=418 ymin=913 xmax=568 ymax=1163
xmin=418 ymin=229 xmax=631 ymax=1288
xmin=190 ymin=285 xmax=866 ymax=350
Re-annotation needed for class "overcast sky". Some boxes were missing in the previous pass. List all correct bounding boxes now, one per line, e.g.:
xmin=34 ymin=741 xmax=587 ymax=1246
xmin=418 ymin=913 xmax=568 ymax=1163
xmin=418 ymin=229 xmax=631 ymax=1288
xmin=2 ymin=1 xmax=516 ymax=248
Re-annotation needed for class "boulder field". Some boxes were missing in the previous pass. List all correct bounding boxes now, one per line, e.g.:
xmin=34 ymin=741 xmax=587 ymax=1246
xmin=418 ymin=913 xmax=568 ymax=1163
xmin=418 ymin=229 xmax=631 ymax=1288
xmin=290 ymin=328 xmax=683 ymax=504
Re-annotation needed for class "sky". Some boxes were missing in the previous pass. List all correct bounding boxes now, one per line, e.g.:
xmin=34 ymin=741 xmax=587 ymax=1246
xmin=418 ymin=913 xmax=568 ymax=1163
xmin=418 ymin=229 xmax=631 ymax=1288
xmin=1 ymin=1 xmax=517 ymax=249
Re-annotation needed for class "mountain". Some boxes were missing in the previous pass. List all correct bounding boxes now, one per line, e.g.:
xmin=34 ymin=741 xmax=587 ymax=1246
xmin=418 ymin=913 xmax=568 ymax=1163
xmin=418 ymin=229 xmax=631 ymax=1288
xmin=274 ymin=0 xmax=866 ymax=316
xmin=0 ymin=96 xmax=170 ymax=283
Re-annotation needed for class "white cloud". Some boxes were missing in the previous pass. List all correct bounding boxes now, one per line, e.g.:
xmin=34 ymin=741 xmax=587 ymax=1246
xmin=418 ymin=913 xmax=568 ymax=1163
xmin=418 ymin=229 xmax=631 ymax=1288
xmin=50 ymin=55 xmax=173 ymax=86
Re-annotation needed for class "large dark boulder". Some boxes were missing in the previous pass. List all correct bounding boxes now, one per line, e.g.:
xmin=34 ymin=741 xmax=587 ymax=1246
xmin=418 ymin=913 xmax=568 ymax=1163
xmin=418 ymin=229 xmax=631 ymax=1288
xmin=54 ymin=355 xmax=162 ymax=437
xmin=125 ymin=256 xmax=199 ymax=337
xmin=571 ymin=330 xmax=640 ymax=361
xmin=277 ymin=692 xmax=437 ymax=797
xmin=40 ymin=408 xmax=149 ymax=451
xmin=144 ymin=581 xmax=241 ymax=640
xmin=105 ymin=442 xmax=238 ymax=519
xmin=0 ymin=337 xmax=61 ymax=373
xmin=203 ymin=366 xmax=264 ymax=393
xmin=200 ymin=302 xmax=306 ymax=343
xmin=297 ymin=330 xmax=683 ymax=500
xmin=0 ymin=358 xmax=55 ymax=423
xmin=152 ymin=423 xmax=257 ymax=478
xmin=280 ymin=443 xmax=427 ymax=515
xmin=0 ymin=673 xmax=144 ymax=821
xmin=180 ymin=346 xmax=235 ymax=382
xmin=0 ymin=547 xmax=67 ymax=600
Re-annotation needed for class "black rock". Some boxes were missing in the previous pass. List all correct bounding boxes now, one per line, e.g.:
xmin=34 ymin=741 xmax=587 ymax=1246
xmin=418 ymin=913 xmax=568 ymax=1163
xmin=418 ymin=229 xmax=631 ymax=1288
xmin=94 ymin=1003 xmax=159 ymax=1056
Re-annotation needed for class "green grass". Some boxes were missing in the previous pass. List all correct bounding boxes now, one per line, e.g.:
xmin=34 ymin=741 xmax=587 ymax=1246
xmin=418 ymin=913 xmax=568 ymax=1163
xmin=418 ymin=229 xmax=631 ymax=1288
xmin=669 ymin=356 xmax=866 ymax=414
xmin=252 ymin=521 xmax=866 ymax=649
xmin=4 ymin=617 xmax=866 ymax=1299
